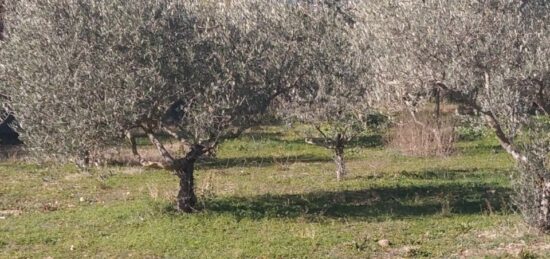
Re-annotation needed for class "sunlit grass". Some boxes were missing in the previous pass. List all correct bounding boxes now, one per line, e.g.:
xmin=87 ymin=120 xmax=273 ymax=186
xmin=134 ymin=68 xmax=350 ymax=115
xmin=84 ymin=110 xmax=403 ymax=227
xmin=1 ymin=126 xmax=548 ymax=258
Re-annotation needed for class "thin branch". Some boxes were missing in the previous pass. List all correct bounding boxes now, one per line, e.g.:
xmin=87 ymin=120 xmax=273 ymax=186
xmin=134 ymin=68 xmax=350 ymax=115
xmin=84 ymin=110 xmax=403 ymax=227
xmin=143 ymin=126 xmax=174 ymax=164
xmin=314 ymin=124 xmax=334 ymax=149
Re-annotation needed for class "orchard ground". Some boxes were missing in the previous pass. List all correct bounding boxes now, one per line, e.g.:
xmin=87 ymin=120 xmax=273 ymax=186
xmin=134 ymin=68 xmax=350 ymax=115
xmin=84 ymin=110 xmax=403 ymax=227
xmin=1 ymin=126 xmax=549 ymax=258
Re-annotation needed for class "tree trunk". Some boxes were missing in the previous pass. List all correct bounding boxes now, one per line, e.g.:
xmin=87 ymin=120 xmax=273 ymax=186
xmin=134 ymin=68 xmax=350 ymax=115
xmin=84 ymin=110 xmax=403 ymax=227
xmin=144 ymin=129 xmax=206 ymax=213
xmin=333 ymin=137 xmax=346 ymax=181
xmin=173 ymin=144 xmax=206 ymax=213
xmin=434 ymin=87 xmax=441 ymax=121
xmin=538 ymin=179 xmax=550 ymax=231
xmin=174 ymin=158 xmax=197 ymax=213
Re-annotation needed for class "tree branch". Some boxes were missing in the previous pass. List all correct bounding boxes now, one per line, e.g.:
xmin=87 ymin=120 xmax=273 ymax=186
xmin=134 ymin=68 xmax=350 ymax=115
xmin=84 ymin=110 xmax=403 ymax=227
xmin=160 ymin=125 xmax=193 ymax=151
xmin=434 ymin=82 xmax=528 ymax=163
xmin=143 ymin=126 xmax=174 ymax=164
xmin=313 ymin=125 xmax=334 ymax=149
xmin=125 ymin=130 xmax=144 ymax=164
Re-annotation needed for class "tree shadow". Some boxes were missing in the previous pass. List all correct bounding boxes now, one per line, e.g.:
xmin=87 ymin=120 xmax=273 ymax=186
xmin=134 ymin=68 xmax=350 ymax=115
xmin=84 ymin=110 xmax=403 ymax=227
xmin=388 ymin=168 xmax=511 ymax=180
xmin=199 ymin=154 xmax=332 ymax=169
xmin=457 ymin=143 xmax=504 ymax=156
xmin=200 ymin=182 xmax=512 ymax=222
xmin=240 ymin=131 xmax=285 ymax=141
xmin=349 ymin=134 xmax=385 ymax=148
xmin=238 ymin=131 xmax=385 ymax=149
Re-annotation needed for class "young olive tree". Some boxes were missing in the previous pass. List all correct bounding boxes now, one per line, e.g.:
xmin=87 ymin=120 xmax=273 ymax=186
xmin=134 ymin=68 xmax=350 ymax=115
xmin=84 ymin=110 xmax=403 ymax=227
xmin=0 ymin=0 xmax=316 ymax=212
xmin=369 ymin=0 xmax=550 ymax=230
xmin=283 ymin=2 xmax=373 ymax=180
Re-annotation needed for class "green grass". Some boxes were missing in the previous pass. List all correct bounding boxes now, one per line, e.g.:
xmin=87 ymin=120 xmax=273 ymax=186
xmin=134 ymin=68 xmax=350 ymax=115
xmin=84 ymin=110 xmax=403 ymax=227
xmin=1 ymin=126 xmax=549 ymax=258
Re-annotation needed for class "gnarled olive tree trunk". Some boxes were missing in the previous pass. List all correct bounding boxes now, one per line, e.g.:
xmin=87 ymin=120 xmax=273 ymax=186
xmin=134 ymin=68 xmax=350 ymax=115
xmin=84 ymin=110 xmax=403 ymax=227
xmin=173 ymin=157 xmax=198 ymax=213
xmin=171 ymin=144 xmax=206 ymax=213
xmin=146 ymin=130 xmax=206 ymax=213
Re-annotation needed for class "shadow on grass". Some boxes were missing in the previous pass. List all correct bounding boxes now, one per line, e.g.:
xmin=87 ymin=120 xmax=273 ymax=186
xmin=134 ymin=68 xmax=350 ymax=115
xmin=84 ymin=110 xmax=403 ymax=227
xmin=391 ymin=168 xmax=512 ymax=180
xmin=198 ymin=182 xmax=512 ymax=221
xmin=199 ymin=154 xmax=332 ymax=169
xmin=240 ymin=131 xmax=285 ymax=140
xmin=457 ymin=143 xmax=504 ymax=156
xmin=349 ymin=134 xmax=385 ymax=148
xmin=239 ymin=131 xmax=385 ymax=149
xmin=202 ymin=133 xmax=384 ymax=169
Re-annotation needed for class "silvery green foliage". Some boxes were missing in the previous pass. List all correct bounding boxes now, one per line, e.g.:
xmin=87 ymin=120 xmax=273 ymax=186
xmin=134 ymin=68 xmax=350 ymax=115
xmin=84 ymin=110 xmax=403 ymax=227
xmin=283 ymin=2 xmax=372 ymax=145
xmin=0 ymin=0 xmax=315 ymax=162
xmin=279 ymin=2 xmax=372 ymax=179
xmin=367 ymin=0 xmax=550 ymax=229
xmin=369 ymin=0 xmax=549 ymax=158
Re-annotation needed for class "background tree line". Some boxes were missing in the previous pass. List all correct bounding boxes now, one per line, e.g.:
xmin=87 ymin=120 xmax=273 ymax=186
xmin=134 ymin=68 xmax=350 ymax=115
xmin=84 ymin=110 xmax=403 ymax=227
xmin=0 ymin=0 xmax=548 ymax=231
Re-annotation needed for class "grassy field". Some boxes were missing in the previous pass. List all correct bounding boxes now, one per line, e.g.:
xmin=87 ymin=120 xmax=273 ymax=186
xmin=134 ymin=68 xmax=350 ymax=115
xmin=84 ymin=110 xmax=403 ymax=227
xmin=1 ymin=126 xmax=550 ymax=258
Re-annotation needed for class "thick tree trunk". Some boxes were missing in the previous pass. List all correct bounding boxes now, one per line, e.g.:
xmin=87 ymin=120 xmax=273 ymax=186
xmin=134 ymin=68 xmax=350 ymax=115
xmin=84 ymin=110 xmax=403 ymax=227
xmin=333 ymin=137 xmax=346 ymax=181
xmin=173 ymin=144 xmax=206 ymax=213
xmin=143 ymin=128 xmax=207 ymax=213
xmin=174 ymin=159 xmax=197 ymax=213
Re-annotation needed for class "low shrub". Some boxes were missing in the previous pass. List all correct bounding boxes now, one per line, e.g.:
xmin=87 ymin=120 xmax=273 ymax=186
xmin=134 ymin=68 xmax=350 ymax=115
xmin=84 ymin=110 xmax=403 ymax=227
xmin=388 ymin=112 xmax=457 ymax=157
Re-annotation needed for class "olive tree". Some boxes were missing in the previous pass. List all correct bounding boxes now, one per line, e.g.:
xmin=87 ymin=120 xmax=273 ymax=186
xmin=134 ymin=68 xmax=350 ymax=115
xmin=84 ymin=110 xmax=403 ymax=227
xmin=369 ymin=0 xmax=550 ymax=230
xmin=0 ymin=0 xmax=318 ymax=212
xmin=282 ymin=1 xmax=373 ymax=180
